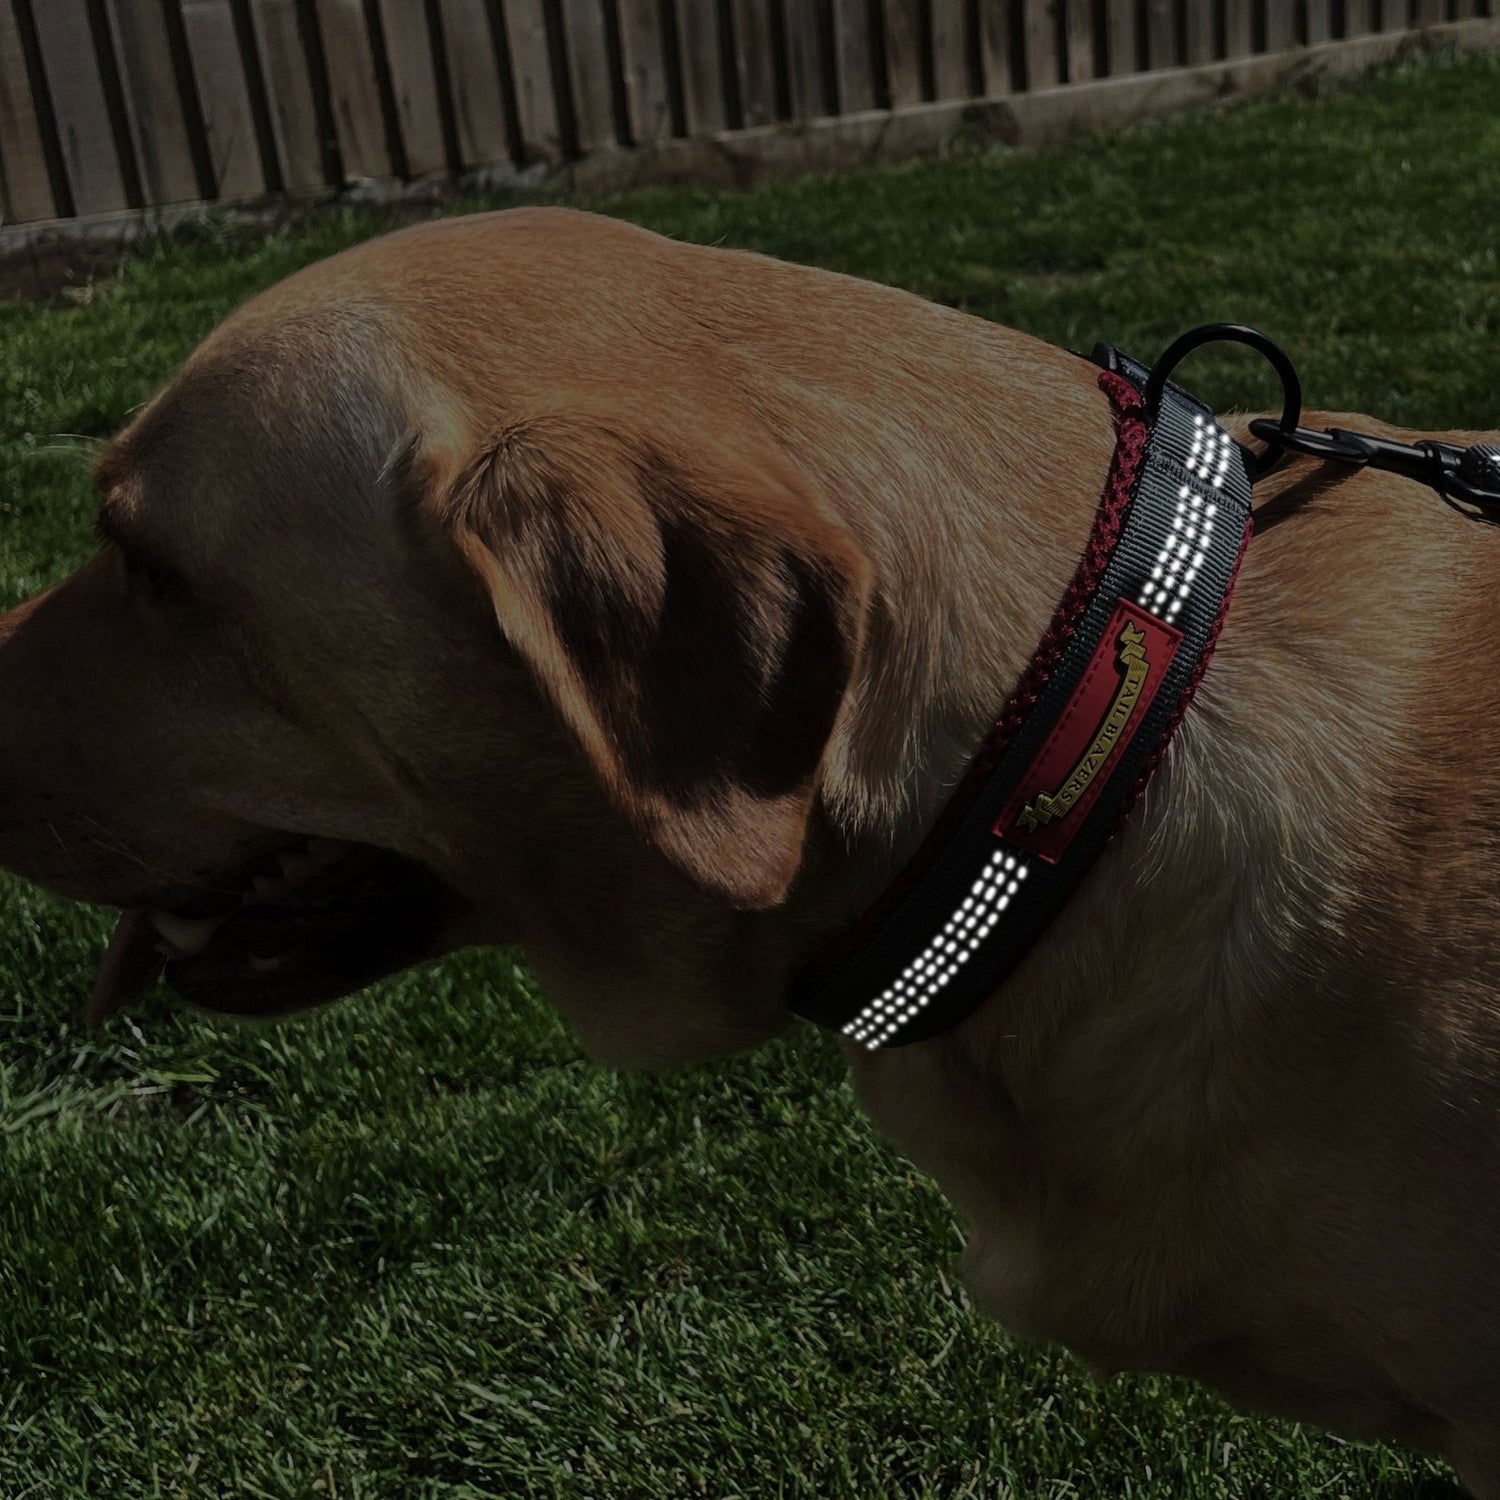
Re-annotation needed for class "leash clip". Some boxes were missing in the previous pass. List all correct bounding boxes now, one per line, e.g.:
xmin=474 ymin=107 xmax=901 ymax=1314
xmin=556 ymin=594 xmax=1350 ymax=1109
xmin=1246 ymin=420 xmax=1500 ymax=524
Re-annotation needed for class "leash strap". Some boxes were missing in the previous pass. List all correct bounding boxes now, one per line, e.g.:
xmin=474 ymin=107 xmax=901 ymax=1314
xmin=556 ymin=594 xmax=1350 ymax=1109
xmin=785 ymin=348 xmax=1254 ymax=1048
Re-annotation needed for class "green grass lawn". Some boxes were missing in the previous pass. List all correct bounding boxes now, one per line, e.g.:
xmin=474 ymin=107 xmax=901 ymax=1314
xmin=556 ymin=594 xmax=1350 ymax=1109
xmin=3 ymin=43 xmax=1498 ymax=1500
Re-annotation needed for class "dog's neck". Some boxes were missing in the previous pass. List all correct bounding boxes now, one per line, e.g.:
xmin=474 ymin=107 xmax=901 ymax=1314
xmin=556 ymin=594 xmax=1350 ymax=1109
xmin=797 ymin=376 xmax=1376 ymax=1264
xmin=786 ymin=329 xmax=1284 ymax=1213
xmin=809 ymin=327 xmax=1122 ymax=906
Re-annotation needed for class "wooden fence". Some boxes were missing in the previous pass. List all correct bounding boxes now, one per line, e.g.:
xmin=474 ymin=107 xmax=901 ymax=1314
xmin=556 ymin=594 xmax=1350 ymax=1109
xmin=0 ymin=0 xmax=1495 ymax=230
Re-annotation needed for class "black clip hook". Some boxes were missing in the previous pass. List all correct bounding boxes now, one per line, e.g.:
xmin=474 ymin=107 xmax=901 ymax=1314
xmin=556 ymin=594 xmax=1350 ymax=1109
xmin=1244 ymin=421 xmax=1500 ymax=523
xmin=1448 ymin=445 xmax=1500 ymax=514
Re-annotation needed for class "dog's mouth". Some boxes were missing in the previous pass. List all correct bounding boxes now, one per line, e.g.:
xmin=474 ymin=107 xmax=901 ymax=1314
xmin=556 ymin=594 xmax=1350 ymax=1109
xmin=89 ymin=836 xmax=458 ymax=1024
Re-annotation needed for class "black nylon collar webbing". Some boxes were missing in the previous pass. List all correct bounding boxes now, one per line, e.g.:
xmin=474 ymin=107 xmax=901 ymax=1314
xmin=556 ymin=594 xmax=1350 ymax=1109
xmin=784 ymin=346 xmax=1254 ymax=1049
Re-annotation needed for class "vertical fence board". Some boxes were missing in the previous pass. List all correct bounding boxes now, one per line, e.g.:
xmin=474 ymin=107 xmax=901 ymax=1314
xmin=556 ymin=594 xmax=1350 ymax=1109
xmin=374 ymin=0 xmax=446 ymax=174
xmin=1304 ymin=0 xmax=1332 ymax=39
xmin=1146 ymin=0 xmax=1174 ymax=66
xmin=617 ymin=0 xmax=673 ymax=143
xmin=1264 ymin=0 xmax=1296 ymax=47
xmin=313 ymin=0 xmax=388 ymax=177
xmin=831 ymin=0 xmax=875 ymax=111
xmin=1341 ymin=0 xmax=1376 ymax=31
xmin=561 ymin=0 xmax=614 ymax=150
xmin=437 ymin=0 xmax=513 ymax=165
xmin=976 ymin=0 xmax=1011 ymax=93
xmin=1185 ymin=0 xmax=1214 ymax=60
xmin=250 ymin=0 xmax=326 ymax=191
xmin=677 ymin=0 xmax=726 ymax=130
xmin=503 ymin=0 xmax=562 ymax=158
xmin=881 ymin=0 xmax=924 ymax=105
xmin=1065 ymin=0 xmax=1095 ymax=78
xmin=1105 ymin=0 xmax=1136 ymax=71
xmin=31 ymin=0 xmax=129 ymax=214
xmin=1024 ymin=0 xmax=1060 ymax=86
xmin=733 ymin=0 xmax=778 ymax=124
xmin=931 ymin=1 xmax=970 ymax=97
xmin=1412 ymin=0 xmax=1443 ymax=20
xmin=1452 ymin=0 xmax=1478 ymax=18
xmin=782 ymin=0 xmax=822 ymax=117
xmin=1223 ymin=0 xmax=1253 ymax=53
xmin=0 ymin=1 xmax=57 ymax=222
xmin=102 ymin=0 xmax=198 ymax=206
xmin=183 ymin=0 xmax=266 ymax=198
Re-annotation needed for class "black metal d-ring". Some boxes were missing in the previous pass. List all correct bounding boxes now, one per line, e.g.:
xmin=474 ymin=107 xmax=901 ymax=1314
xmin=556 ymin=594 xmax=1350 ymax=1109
xmin=1142 ymin=323 xmax=1303 ymax=482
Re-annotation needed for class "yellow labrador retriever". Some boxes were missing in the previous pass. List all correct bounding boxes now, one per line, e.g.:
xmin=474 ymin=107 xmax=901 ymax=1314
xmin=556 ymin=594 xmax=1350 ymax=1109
xmin=1 ymin=208 xmax=1496 ymax=1492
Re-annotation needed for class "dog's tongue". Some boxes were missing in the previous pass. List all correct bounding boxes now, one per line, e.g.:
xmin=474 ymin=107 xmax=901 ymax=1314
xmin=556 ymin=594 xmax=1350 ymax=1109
xmin=88 ymin=908 xmax=166 ymax=1026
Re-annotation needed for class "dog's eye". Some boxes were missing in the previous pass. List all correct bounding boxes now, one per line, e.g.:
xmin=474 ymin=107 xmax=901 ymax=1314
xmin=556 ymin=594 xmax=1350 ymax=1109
xmin=122 ymin=551 xmax=189 ymax=605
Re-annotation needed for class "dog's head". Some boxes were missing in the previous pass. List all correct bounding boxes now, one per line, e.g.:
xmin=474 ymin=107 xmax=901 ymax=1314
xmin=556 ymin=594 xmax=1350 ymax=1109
xmin=0 ymin=211 xmax=873 ymax=1066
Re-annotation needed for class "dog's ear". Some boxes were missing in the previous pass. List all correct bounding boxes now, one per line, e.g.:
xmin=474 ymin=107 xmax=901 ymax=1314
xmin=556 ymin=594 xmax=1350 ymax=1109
xmin=436 ymin=411 xmax=871 ymax=908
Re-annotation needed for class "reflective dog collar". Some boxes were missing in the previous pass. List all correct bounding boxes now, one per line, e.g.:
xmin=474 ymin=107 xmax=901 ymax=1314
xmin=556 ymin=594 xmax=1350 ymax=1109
xmin=785 ymin=341 xmax=1255 ymax=1049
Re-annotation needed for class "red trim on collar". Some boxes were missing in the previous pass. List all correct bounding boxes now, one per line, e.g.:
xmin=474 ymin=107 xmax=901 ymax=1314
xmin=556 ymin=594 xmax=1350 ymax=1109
xmin=798 ymin=371 xmax=1149 ymax=988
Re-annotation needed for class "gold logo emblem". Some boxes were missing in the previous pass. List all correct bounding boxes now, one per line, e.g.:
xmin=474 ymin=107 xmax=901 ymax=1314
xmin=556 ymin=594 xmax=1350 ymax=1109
xmin=1016 ymin=622 xmax=1151 ymax=833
